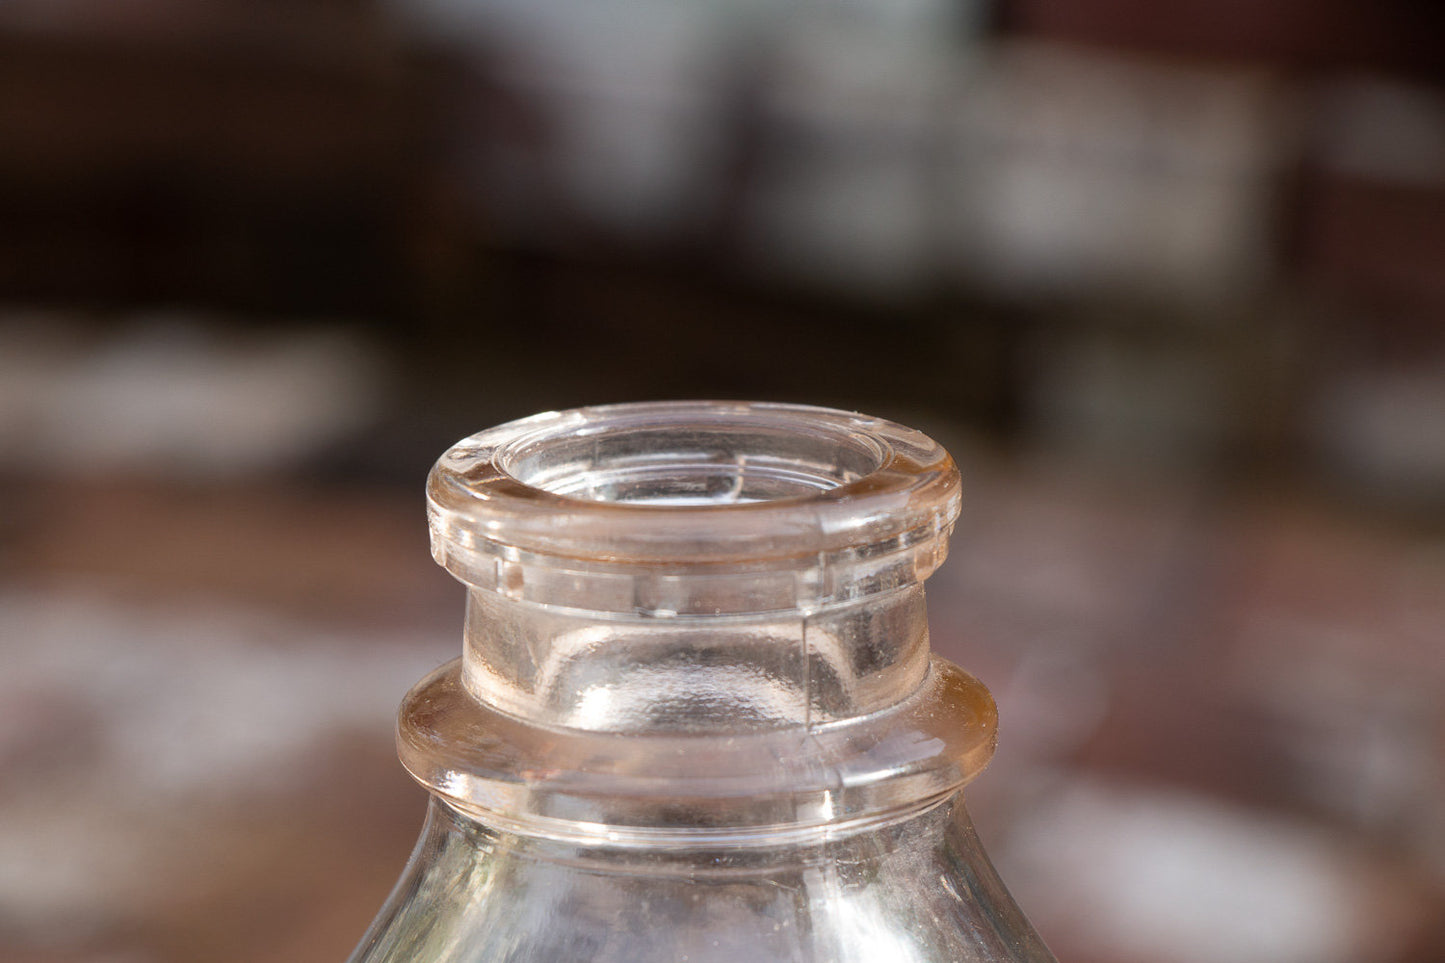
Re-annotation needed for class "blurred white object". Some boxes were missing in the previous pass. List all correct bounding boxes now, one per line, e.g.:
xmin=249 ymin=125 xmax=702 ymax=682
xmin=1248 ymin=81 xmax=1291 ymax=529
xmin=0 ymin=589 xmax=451 ymax=944
xmin=0 ymin=315 xmax=384 ymax=477
xmin=743 ymin=22 xmax=954 ymax=294
xmin=384 ymin=0 xmax=981 ymax=268
xmin=1000 ymin=779 xmax=1417 ymax=963
xmin=383 ymin=0 xmax=733 ymax=242
xmin=944 ymin=43 xmax=1291 ymax=304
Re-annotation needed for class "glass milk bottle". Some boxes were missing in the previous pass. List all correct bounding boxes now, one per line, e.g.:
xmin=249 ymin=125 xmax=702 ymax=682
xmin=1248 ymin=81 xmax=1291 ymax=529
xmin=349 ymin=401 xmax=1057 ymax=963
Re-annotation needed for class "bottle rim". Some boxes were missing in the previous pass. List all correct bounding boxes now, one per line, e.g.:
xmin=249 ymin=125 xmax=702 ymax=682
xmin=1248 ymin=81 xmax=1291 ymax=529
xmin=427 ymin=401 xmax=962 ymax=582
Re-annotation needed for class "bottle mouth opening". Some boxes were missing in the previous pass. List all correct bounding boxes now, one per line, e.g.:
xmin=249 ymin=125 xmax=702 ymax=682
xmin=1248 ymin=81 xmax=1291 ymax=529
xmin=497 ymin=417 xmax=887 ymax=506
xmin=427 ymin=402 xmax=962 ymax=611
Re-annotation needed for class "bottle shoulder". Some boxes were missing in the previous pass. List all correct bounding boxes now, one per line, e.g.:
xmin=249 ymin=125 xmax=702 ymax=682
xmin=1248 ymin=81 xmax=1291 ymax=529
xmin=349 ymin=796 xmax=1057 ymax=963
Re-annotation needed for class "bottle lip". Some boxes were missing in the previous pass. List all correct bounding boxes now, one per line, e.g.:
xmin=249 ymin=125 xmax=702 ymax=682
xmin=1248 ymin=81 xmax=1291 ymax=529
xmin=428 ymin=401 xmax=962 ymax=577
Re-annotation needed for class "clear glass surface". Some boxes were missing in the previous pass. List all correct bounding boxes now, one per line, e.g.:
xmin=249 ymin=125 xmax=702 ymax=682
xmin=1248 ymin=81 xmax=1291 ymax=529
xmin=350 ymin=401 xmax=1056 ymax=963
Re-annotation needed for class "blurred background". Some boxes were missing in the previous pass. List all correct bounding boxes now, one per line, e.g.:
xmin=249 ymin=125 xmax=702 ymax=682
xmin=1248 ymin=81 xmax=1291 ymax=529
xmin=2 ymin=1 xmax=1444 ymax=961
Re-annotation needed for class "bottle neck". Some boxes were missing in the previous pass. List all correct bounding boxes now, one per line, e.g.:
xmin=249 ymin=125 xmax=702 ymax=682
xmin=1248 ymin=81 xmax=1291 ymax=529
xmin=408 ymin=404 xmax=985 ymax=840
xmin=461 ymin=584 xmax=933 ymax=735
xmin=396 ymin=645 xmax=996 ymax=844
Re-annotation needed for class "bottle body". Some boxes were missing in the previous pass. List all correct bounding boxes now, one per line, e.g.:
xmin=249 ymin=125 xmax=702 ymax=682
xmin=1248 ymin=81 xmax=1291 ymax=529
xmin=353 ymin=793 xmax=1052 ymax=963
